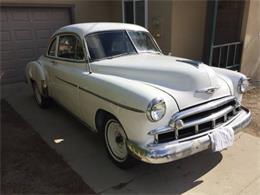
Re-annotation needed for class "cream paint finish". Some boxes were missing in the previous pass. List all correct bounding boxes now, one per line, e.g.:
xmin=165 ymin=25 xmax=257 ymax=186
xmin=55 ymin=23 xmax=148 ymax=38
xmin=76 ymin=73 xmax=177 ymax=145
xmin=91 ymin=54 xmax=232 ymax=109
xmin=26 ymin=23 xmax=247 ymax=146
xmin=45 ymin=59 xmax=86 ymax=117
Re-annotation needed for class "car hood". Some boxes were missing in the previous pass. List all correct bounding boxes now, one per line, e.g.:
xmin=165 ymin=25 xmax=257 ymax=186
xmin=90 ymin=53 xmax=231 ymax=110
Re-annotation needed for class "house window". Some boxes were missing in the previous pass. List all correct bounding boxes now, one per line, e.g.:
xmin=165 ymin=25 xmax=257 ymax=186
xmin=122 ymin=0 xmax=148 ymax=28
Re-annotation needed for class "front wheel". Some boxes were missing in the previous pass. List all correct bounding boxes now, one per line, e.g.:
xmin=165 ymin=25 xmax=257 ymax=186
xmin=104 ymin=118 xmax=137 ymax=169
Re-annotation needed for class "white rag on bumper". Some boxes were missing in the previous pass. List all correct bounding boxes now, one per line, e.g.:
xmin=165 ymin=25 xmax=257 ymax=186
xmin=209 ymin=126 xmax=234 ymax=152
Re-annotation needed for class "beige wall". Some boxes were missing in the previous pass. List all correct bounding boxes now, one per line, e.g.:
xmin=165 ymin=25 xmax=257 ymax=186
xmin=171 ymin=0 xmax=207 ymax=60
xmin=0 ymin=0 xmax=118 ymax=23
xmin=240 ymin=0 xmax=260 ymax=82
xmin=109 ymin=0 xmax=122 ymax=23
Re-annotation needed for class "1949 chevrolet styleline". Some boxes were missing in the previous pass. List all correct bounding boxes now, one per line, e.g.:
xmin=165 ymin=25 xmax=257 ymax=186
xmin=26 ymin=23 xmax=251 ymax=168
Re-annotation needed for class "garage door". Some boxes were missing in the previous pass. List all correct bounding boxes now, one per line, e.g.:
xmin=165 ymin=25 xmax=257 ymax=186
xmin=0 ymin=7 xmax=72 ymax=84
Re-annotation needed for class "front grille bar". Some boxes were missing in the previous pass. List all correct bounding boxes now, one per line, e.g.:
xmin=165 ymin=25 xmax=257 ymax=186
xmin=178 ymin=105 xmax=234 ymax=130
xmin=171 ymin=96 xmax=236 ymax=121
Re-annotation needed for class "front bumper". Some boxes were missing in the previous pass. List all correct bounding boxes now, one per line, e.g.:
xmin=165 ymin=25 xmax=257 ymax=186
xmin=127 ymin=107 xmax=251 ymax=164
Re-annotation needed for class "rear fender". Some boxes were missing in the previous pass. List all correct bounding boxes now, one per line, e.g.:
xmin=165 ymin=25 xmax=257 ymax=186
xmin=26 ymin=61 xmax=48 ymax=95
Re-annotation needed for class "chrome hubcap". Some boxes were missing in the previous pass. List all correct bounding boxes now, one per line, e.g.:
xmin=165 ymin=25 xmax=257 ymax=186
xmin=105 ymin=120 xmax=127 ymax=162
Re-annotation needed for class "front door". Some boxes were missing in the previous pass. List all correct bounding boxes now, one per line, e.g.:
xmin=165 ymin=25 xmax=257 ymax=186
xmin=51 ymin=34 xmax=85 ymax=117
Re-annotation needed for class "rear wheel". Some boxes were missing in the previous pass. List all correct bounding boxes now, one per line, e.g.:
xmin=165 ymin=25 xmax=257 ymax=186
xmin=32 ymin=82 xmax=50 ymax=108
xmin=104 ymin=118 xmax=137 ymax=169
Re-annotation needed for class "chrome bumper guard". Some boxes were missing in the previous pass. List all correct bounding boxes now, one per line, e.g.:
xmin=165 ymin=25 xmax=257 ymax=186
xmin=127 ymin=107 xmax=251 ymax=164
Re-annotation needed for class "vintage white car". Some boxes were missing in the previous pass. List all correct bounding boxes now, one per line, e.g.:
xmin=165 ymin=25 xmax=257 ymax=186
xmin=26 ymin=23 xmax=251 ymax=168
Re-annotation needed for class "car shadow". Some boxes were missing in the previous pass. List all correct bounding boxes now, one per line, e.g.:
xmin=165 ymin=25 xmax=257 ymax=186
xmin=130 ymin=151 xmax=222 ymax=194
xmin=47 ymin=100 xmax=223 ymax=194
xmin=4 ymin=85 xmax=223 ymax=194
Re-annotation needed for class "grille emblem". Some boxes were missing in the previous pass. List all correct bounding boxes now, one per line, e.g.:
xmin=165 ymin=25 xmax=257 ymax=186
xmin=195 ymin=86 xmax=219 ymax=95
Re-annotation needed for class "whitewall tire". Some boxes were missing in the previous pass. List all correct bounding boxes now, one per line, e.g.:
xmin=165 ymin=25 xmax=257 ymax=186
xmin=104 ymin=118 xmax=137 ymax=169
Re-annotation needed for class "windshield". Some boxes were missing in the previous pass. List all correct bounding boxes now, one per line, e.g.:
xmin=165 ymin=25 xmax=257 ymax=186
xmin=127 ymin=31 xmax=160 ymax=53
xmin=85 ymin=30 xmax=160 ymax=61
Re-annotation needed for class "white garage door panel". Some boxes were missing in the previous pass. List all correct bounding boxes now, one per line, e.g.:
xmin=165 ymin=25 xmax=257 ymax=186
xmin=0 ymin=7 xmax=72 ymax=84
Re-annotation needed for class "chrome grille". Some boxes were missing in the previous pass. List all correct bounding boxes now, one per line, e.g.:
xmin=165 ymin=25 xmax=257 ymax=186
xmin=156 ymin=96 xmax=240 ymax=144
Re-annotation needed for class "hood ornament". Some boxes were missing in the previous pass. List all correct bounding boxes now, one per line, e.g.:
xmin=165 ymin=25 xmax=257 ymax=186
xmin=196 ymin=86 xmax=219 ymax=95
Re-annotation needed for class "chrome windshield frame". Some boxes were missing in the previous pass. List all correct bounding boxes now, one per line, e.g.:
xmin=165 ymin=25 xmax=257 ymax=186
xmin=125 ymin=30 xmax=162 ymax=54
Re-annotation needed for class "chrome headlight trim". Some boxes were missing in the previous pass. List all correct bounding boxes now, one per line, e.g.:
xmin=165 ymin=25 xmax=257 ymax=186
xmin=238 ymin=77 xmax=250 ymax=93
xmin=147 ymin=98 xmax=166 ymax=122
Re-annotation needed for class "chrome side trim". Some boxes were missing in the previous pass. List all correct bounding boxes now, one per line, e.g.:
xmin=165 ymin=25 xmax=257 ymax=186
xmin=79 ymin=87 xmax=145 ymax=113
xmin=55 ymin=76 xmax=145 ymax=113
xmin=56 ymin=76 xmax=78 ymax=88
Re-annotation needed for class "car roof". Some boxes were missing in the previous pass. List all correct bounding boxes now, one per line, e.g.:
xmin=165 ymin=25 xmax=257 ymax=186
xmin=53 ymin=22 xmax=148 ymax=38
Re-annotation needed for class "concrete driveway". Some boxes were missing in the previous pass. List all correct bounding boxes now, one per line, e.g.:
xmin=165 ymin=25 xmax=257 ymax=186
xmin=2 ymin=82 xmax=260 ymax=194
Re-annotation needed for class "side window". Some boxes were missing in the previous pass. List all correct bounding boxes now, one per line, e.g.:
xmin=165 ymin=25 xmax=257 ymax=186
xmin=58 ymin=35 xmax=84 ymax=60
xmin=48 ymin=38 xmax=57 ymax=56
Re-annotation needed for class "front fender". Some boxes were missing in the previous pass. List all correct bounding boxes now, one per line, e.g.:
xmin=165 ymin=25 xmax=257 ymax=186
xmin=80 ymin=73 xmax=176 ymax=113
xmin=78 ymin=73 xmax=179 ymax=145
xmin=212 ymin=67 xmax=246 ymax=102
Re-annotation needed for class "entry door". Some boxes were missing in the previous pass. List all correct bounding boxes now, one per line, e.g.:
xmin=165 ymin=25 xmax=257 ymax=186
xmin=204 ymin=0 xmax=245 ymax=71
xmin=122 ymin=0 xmax=148 ymax=28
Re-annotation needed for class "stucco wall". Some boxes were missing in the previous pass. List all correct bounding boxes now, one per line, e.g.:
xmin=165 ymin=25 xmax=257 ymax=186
xmin=109 ymin=0 xmax=122 ymax=23
xmin=171 ymin=0 xmax=207 ymax=60
xmin=0 ymin=0 xmax=118 ymax=23
xmin=240 ymin=0 xmax=260 ymax=82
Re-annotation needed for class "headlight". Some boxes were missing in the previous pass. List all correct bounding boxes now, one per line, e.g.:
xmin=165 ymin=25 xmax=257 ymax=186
xmin=238 ymin=77 xmax=249 ymax=93
xmin=147 ymin=98 xmax=166 ymax=122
